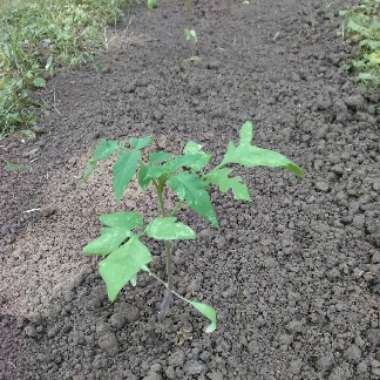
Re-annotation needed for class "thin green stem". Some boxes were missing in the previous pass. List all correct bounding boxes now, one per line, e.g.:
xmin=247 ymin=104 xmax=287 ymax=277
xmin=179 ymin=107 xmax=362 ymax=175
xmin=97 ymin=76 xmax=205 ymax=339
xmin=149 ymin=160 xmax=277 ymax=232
xmin=164 ymin=240 xmax=173 ymax=290
xmin=157 ymin=189 xmax=166 ymax=216
xmin=155 ymin=182 xmax=174 ymax=290
xmin=145 ymin=267 xmax=189 ymax=305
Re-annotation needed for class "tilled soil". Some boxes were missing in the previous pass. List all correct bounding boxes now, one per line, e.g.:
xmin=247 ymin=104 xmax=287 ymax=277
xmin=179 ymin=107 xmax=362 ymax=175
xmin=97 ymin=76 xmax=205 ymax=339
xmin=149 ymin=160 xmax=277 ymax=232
xmin=1 ymin=0 xmax=380 ymax=379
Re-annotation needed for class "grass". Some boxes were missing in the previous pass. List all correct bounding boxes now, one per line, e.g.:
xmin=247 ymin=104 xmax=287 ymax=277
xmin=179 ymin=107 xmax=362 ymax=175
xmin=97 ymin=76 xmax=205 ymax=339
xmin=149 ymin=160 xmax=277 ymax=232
xmin=340 ymin=0 xmax=380 ymax=88
xmin=0 ymin=0 xmax=129 ymax=137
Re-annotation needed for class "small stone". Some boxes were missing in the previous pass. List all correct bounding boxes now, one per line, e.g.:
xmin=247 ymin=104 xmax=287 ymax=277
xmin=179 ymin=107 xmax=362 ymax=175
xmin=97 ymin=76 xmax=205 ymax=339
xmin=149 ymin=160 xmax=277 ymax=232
xmin=149 ymin=363 xmax=162 ymax=373
xmin=208 ymin=371 xmax=224 ymax=380
xmin=314 ymin=95 xmax=331 ymax=111
xmin=372 ymin=179 xmax=380 ymax=192
xmin=328 ymin=364 xmax=352 ymax=380
xmin=72 ymin=375 xmax=85 ymax=380
xmin=125 ymin=305 xmax=140 ymax=322
xmin=256 ymin=316 xmax=266 ymax=327
xmin=372 ymin=252 xmax=380 ymax=264
xmin=25 ymin=325 xmax=37 ymax=338
xmin=72 ymin=331 xmax=86 ymax=345
xmin=289 ymin=359 xmax=302 ymax=374
xmin=286 ymin=319 xmax=305 ymax=334
xmin=353 ymin=214 xmax=365 ymax=228
xmin=215 ymin=236 xmax=226 ymax=249
xmin=331 ymin=164 xmax=344 ymax=175
xmin=340 ymin=215 xmax=352 ymax=225
xmin=41 ymin=207 xmax=56 ymax=217
xmin=344 ymin=345 xmax=361 ymax=363
xmin=278 ymin=334 xmax=293 ymax=346
xmin=357 ymin=361 xmax=368 ymax=374
xmin=184 ymin=360 xmax=207 ymax=376
xmin=98 ymin=332 xmax=119 ymax=354
xmin=31 ymin=124 xmax=45 ymax=134
xmin=207 ymin=60 xmax=220 ymax=70
xmin=96 ymin=321 xmax=110 ymax=336
xmin=164 ymin=366 xmax=176 ymax=379
xmin=368 ymin=329 xmax=380 ymax=347
xmin=143 ymin=374 xmax=162 ymax=380
xmin=187 ymin=276 xmax=202 ymax=293
xmin=326 ymin=268 xmax=340 ymax=281
xmin=334 ymin=100 xmax=349 ymax=122
xmin=198 ymin=229 xmax=211 ymax=240
xmin=315 ymin=181 xmax=330 ymax=192
xmin=318 ymin=353 xmax=335 ymax=372
xmin=200 ymin=351 xmax=210 ymax=361
xmin=109 ymin=313 xmax=127 ymax=330
xmin=93 ymin=355 xmax=107 ymax=369
xmin=353 ymin=268 xmax=364 ymax=278
xmin=372 ymin=360 xmax=380 ymax=377
xmin=345 ymin=94 xmax=365 ymax=110
xmin=247 ymin=340 xmax=259 ymax=354
xmin=168 ymin=350 xmax=185 ymax=367
xmin=47 ymin=326 xmax=59 ymax=339
xmin=369 ymin=230 xmax=380 ymax=248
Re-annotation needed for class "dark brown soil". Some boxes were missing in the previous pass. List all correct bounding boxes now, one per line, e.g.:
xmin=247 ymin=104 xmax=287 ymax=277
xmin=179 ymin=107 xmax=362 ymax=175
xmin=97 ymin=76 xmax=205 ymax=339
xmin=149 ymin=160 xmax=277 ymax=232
xmin=1 ymin=0 xmax=380 ymax=379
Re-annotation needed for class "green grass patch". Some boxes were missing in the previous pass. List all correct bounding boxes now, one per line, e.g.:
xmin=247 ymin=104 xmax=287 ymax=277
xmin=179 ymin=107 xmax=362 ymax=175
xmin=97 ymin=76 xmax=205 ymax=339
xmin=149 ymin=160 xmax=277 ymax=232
xmin=0 ymin=0 xmax=129 ymax=136
xmin=340 ymin=0 xmax=380 ymax=87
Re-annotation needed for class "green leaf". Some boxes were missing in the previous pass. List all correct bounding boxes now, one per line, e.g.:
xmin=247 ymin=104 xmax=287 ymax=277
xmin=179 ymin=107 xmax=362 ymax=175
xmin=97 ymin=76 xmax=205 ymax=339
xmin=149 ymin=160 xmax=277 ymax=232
xmin=99 ymin=236 xmax=152 ymax=302
xmin=221 ymin=121 xmax=304 ymax=177
xmin=113 ymin=150 xmax=141 ymax=202
xmin=94 ymin=139 xmax=119 ymax=161
xmin=149 ymin=151 xmax=173 ymax=164
xmin=239 ymin=120 xmax=254 ymax=145
xmin=138 ymin=161 xmax=182 ymax=192
xmin=184 ymin=28 xmax=198 ymax=42
xmin=138 ymin=164 xmax=152 ymax=190
xmin=168 ymin=172 xmax=218 ymax=227
xmin=99 ymin=212 xmax=143 ymax=230
xmin=206 ymin=168 xmax=250 ymax=201
xmin=189 ymin=300 xmax=217 ymax=333
xmin=147 ymin=0 xmax=157 ymax=9
xmin=358 ymin=72 xmax=376 ymax=81
xmin=32 ymin=77 xmax=46 ymax=88
xmin=4 ymin=160 xmax=29 ymax=173
xmin=145 ymin=217 xmax=196 ymax=240
xmin=129 ymin=136 xmax=153 ymax=150
xmin=368 ymin=51 xmax=380 ymax=65
xmin=170 ymin=153 xmax=210 ymax=172
xmin=83 ymin=227 xmax=131 ymax=256
xmin=183 ymin=141 xmax=211 ymax=170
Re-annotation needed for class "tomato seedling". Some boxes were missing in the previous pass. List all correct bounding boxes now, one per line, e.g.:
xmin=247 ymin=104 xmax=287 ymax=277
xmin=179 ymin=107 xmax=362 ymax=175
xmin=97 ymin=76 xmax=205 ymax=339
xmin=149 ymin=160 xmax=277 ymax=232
xmin=83 ymin=121 xmax=303 ymax=332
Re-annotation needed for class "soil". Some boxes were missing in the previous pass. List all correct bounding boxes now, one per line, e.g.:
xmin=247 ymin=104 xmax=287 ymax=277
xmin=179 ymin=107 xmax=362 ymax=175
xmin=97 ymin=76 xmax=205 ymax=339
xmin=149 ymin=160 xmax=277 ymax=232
xmin=1 ymin=0 xmax=380 ymax=379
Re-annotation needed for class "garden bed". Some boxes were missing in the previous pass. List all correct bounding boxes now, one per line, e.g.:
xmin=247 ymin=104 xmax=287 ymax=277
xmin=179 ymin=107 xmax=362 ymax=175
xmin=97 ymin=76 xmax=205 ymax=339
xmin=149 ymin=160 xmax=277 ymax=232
xmin=1 ymin=0 xmax=380 ymax=379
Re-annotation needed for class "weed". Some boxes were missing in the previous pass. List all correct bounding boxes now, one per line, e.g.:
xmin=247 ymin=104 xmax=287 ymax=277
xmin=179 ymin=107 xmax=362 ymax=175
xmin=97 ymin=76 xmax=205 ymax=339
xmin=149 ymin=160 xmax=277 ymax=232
xmin=184 ymin=28 xmax=198 ymax=43
xmin=83 ymin=121 xmax=304 ymax=333
xmin=3 ymin=160 xmax=30 ymax=173
xmin=147 ymin=0 xmax=157 ymax=10
xmin=340 ymin=0 xmax=380 ymax=87
xmin=0 ymin=0 xmax=129 ymax=136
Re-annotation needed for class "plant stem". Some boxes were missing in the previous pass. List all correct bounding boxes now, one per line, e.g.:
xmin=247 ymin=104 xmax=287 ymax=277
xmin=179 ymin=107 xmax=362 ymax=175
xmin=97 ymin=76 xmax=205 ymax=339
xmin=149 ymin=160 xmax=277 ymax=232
xmin=144 ymin=267 xmax=190 ymax=306
xmin=164 ymin=240 xmax=173 ymax=290
xmin=156 ymin=184 xmax=174 ymax=291
xmin=157 ymin=188 xmax=166 ymax=215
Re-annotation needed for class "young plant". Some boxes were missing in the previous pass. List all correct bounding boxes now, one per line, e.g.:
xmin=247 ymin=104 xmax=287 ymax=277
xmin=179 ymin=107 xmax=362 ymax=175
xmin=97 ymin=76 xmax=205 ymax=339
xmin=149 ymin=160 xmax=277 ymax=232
xmin=184 ymin=28 xmax=198 ymax=43
xmin=340 ymin=0 xmax=380 ymax=86
xmin=83 ymin=121 xmax=304 ymax=333
xmin=147 ymin=0 xmax=157 ymax=10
